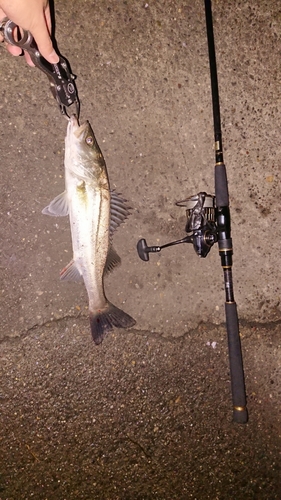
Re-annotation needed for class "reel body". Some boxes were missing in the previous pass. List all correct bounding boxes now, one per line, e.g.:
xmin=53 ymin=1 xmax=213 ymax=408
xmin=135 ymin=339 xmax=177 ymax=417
xmin=137 ymin=192 xmax=218 ymax=261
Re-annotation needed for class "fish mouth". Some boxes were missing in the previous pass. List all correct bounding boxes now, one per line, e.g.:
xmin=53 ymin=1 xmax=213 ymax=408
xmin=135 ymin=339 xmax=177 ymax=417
xmin=67 ymin=114 xmax=90 ymax=139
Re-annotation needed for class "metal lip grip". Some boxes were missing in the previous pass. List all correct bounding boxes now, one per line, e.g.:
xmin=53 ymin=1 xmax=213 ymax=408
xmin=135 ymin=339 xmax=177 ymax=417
xmin=0 ymin=18 xmax=80 ymax=119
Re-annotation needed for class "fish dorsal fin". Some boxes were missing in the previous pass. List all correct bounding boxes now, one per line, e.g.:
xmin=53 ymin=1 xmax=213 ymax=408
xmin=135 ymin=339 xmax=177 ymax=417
xmin=104 ymin=246 xmax=121 ymax=275
xmin=110 ymin=191 xmax=132 ymax=238
xmin=42 ymin=191 xmax=69 ymax=217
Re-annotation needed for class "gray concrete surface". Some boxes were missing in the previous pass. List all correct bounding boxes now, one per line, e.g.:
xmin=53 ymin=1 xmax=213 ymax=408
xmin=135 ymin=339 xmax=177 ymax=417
xmin=0 ymin=0 xmax=280 ymax=498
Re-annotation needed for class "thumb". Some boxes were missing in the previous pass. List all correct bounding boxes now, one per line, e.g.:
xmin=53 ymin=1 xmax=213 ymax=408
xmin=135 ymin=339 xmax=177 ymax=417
xmin=30 ymin=24 xmax=59 ymax=64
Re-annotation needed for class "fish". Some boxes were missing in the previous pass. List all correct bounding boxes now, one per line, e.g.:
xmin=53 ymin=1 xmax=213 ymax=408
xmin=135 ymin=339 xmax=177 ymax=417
xmin=42 ymin=114 xmax=136 ymax=344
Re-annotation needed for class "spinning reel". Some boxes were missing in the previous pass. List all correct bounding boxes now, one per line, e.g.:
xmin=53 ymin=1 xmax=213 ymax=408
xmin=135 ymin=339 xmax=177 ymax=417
xmin=137 ymin=192 xmax=217 ymax=261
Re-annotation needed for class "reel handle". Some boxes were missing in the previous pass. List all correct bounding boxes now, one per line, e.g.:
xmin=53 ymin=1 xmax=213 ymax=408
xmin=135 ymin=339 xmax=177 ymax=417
xmin=137 ymin=239 xmax=161 ymax=261
xmin=137 ymin=236 xmax=194 ymax=261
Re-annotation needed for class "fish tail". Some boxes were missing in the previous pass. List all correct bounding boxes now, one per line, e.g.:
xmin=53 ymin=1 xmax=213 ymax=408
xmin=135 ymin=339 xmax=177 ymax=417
xmin=89 ymin=302 xmax=136 ymax=345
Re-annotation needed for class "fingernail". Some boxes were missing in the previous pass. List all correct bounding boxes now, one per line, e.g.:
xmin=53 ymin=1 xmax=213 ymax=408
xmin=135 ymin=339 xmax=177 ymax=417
xmin=48 ymin=49 xmax=59 ymax=64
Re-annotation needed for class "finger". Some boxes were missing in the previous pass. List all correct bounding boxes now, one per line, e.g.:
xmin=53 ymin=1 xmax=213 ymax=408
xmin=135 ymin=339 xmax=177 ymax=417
xmin=6 ymin=43 xmax=22 ymax=57
xmin=29 ymin=14 xmax=58 ymax=64
xmin=24 ymin=51 xmax=35 ymax=67
xmin=0 ymin=10 xmax=7 ymax=42
xmin=0 ymin=7 xmax=6 ymax=21
xmin=0 ymin=12 xmax=4 ymax=42
xmin=44 ymin=4 xmax=52 ymax=34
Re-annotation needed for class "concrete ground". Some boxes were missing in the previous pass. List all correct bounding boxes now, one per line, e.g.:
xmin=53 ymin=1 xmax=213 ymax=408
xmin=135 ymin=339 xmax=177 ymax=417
xmin=0 ymin=0 xmax=280 ymax=498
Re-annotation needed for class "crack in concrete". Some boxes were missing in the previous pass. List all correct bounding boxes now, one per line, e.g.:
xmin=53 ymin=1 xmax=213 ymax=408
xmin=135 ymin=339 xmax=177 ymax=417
xmin=1 ymin=312 xmax=281 ymax=347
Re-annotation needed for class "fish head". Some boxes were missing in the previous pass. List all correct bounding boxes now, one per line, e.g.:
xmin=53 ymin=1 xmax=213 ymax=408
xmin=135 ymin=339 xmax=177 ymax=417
xmin=66 ymin=115 xmax=107 ymax=183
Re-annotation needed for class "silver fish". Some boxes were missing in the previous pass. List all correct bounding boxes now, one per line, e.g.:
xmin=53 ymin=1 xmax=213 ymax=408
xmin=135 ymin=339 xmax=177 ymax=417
xmin=42 ymin=115 xmax=136 ymax=344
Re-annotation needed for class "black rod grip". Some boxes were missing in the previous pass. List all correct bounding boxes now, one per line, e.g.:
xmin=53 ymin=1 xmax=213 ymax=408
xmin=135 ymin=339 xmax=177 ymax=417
xmin=215 ymin=163 xmax=229 ymax=207
xmin=225 ymin=302 xmax=248 ymax=423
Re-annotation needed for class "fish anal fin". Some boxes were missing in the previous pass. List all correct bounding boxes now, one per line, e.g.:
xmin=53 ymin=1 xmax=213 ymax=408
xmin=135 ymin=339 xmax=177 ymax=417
xmin=60 ymin=260 xmax=82 ymax=282
xmin=104 ymin=246 xmax=121 ymax=275
xmin=42 ymin=191 xmax=69 ymax=217
xmin=89 ymin=302 xmax=136 ymax=345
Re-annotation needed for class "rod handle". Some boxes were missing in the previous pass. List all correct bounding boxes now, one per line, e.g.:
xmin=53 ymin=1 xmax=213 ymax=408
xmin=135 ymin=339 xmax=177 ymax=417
xmin=225 ymin=302 xmax=248 ymax=424
xmin=215 ymin=163 xmax=229 ymax=207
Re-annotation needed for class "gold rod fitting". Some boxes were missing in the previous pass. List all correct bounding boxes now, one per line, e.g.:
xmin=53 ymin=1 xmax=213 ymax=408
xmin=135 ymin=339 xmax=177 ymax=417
xmin=234 ymin=406 xmax=246 ymax=412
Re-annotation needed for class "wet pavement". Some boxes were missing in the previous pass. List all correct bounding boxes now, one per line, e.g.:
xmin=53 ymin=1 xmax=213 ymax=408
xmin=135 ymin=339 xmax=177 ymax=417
xmin=0 ymin=0 xmax=280 ymax=498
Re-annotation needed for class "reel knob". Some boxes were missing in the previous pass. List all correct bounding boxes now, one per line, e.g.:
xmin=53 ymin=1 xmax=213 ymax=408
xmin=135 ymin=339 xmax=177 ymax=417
xmin=137 ymin=238 xmax=162 ymax=261
xmin=137 ymin=238 xmax=150 ymax=261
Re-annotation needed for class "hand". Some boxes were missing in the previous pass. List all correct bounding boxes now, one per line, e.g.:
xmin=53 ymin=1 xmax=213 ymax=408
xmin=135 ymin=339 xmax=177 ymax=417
xmin=0 ymin=0 xmax=59 ymax=65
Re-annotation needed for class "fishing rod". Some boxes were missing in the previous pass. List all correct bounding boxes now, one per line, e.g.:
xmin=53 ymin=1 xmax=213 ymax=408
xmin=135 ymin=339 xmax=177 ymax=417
xmin=137 ymin=0 xmax=248 ymax=423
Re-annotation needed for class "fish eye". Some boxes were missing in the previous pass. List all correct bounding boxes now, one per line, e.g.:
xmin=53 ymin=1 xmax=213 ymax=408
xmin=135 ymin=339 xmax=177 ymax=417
xmin=86 ymin=136 xmax=94 ymax=145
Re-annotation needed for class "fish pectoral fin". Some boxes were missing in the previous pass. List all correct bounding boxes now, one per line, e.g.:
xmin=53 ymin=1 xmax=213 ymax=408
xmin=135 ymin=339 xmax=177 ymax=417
xmin=60 ymin=260 xmax=83 ymax=282
xmin=110 ymin=191 xmax=132 ymax=238
xmin=89 ymin=302 xmax=136 ymax=345
xmin=104 ymin=246 xmax=121 ymax=275
xmin=42 ymin=191 xmax=69 ymax=217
